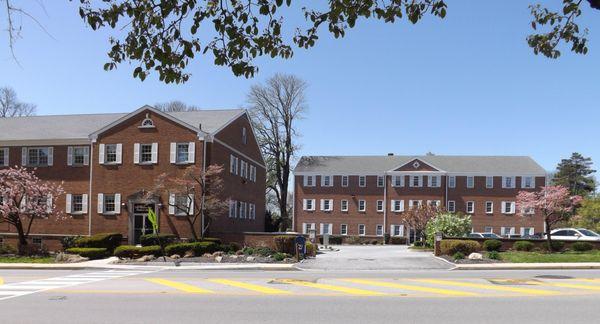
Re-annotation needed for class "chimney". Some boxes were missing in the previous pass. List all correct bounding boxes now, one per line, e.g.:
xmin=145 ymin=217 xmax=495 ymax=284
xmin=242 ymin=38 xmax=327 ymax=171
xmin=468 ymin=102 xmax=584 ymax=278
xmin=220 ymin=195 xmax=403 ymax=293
xmin=387 ymin=153 xmax=394 ymax=156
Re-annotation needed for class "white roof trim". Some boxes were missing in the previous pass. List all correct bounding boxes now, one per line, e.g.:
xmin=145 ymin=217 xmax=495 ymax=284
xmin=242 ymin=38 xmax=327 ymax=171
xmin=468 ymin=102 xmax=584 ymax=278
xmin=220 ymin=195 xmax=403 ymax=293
xmin=387 ymin=157 xmax=447 ymax=173
xmin=0 ymin=139 xmax=91 ymax=146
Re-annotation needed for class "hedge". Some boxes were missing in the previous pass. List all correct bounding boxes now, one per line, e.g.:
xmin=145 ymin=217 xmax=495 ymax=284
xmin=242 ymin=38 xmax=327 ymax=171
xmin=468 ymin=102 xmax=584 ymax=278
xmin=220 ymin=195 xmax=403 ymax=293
xmin=482 ymin=239 xmax=502 ymax=252
xmin=513 ymin=241 xmax=534 ymax=252
xmin=66 ymin=247 xmax=108 ymax=260
xmin=320 ymin=235 xmax=342 ymax=245
xmin=140 ymin=234 xmax=178 ymax=247
xmin=389 ymin=237 xmax=407 ymax=245
xmin=572 ymin=241 xmax=594 ymax=252
xmin=164 ymin=242 xmax=218 ymax=257
xmin=74 ymin=233 xmax=123 ymax=252
xmin=440 ymin=240 xmax=481 ymax=256
xmin=114 ymin=245 xmax=163 ymax=259
xmin=273 ymin=236 xmax=296 ymax=254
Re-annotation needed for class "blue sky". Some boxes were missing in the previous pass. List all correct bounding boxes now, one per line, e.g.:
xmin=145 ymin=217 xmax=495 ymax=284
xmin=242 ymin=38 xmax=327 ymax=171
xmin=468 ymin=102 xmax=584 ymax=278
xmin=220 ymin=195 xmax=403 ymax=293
xmin=1 ymin=1 xmax=598 ymax=172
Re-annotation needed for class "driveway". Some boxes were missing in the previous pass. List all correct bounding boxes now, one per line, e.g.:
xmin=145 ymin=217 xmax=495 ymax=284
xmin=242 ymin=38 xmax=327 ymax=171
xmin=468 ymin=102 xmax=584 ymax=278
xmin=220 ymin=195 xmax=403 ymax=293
xmin=296 ymin=245 xmax=453 ymax=271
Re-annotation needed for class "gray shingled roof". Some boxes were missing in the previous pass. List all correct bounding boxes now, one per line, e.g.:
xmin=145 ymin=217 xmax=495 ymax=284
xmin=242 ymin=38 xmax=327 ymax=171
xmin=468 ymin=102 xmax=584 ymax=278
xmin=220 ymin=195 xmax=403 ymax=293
xmin=0 ymin=109 xmax=243 ymax=141
xmin=294 ymin=155 xmax=546 ymax=175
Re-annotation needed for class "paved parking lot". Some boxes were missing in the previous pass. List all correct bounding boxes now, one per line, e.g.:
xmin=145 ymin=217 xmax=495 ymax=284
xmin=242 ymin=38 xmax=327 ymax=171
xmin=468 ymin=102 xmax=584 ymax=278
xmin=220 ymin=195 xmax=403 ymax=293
xmin=296 ymin=245 xmax=453 ymax=271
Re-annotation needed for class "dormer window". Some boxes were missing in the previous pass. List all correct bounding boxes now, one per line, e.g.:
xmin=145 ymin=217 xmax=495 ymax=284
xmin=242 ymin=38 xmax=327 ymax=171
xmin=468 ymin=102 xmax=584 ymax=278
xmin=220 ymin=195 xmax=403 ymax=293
xmin=139 ymin=113 xmax=155 ymax=128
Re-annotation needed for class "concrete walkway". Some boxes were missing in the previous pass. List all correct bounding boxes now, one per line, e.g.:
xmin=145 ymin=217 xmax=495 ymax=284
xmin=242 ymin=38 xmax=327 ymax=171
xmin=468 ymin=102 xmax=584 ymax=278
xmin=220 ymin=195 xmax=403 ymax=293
xmin=454 ymin=262 xmax=600 ymax=270
xmin=296 ymin=245 xmax=453 ymax=271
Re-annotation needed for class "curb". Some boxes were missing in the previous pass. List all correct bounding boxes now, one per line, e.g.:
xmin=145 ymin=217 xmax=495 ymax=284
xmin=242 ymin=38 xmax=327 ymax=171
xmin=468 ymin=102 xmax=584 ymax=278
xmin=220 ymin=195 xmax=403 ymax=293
xmin=0 ymin=263 xmax=299 ymax=271
xmin=453 ymin=263 xmax=600 ymax=270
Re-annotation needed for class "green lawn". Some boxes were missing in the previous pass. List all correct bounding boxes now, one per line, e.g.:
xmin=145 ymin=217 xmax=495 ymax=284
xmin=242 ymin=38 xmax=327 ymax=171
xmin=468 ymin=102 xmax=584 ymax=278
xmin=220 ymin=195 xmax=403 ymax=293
xmin=0 ymin=256 xmax=55 ymax=263
xmin=500 ymin=250 xmax=600 ymax=263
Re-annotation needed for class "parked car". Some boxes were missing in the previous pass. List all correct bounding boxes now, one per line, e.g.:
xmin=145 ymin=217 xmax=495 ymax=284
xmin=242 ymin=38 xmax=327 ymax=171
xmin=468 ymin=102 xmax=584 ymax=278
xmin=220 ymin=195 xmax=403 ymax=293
xmin=522 ymin=233 xmax=543 ymax=239
xmin=544 ymin=228 xmax=600 ymax=241
xmin=505 ymin=234 xmax=522 ymax=239
xmin=468 ymin=232 xmax=502 ymax=239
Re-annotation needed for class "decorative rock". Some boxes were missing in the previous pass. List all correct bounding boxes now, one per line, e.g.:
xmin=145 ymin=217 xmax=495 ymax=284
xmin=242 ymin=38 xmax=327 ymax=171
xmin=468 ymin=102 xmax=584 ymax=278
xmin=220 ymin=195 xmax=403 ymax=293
xmin=229 ymin=254 xmax=239 ymax=260
xmin=235 ymin=250 xmax=244 ymax=256
xmin=212 ymin=251 xmax=224 ymax=257
xmin=283 ymin=258 xmax=294 ymax=263
xmin=468 ymin=253 xmax=483 ymax=260
xmin=202 ymin=253 xmax=213 ymax=258
xmin=246 ymin=256 xmax=255 ymax=262
xmin=55 ymin=252 xmax=88 ymax=263
xmin=136 ymin=255 xmax=155 ymax=262
xmin=170 ymin=254 xmax=181 ymax=260
xmin=184 ymin=250 xmax=194 ymax=258
xmin=215 ymin=256 xmax=223 ymax=263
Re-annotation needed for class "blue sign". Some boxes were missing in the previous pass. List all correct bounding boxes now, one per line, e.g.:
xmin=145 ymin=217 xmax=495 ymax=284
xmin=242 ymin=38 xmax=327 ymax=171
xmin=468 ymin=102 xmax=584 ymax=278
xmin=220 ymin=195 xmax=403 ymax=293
xmin=295 ymin=236 xmax=306 ymax=256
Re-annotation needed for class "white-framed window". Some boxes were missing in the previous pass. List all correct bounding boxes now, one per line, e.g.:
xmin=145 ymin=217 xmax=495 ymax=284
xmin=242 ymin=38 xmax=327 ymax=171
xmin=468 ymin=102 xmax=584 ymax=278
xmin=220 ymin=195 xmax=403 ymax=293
xmin=229 ymin=200 xmax=237 ymax=218
xmin=408 ymin=200 xmax=422 ymax=210
xmin=393 ymin=175 xmax=404 ymax=187
xmin=24 ymin=147 xmax=52 ymax=167
xmin=100 ymin=143 xmax=122 ymax=164
xmin=485 ymin=201 xmax=494 ymax=214
xmin=376 ymin=200 xmax=384 ymax=212
xmin=358 ymin=224 xmax=366 ymax=236
xmin=68 ymin=146 xmax=89 ymax=166
xmin=486 ymin=176 xmax=494 ymax=189
xmin=359 ymin=176 xmax=366 ymax=187
xmin=303 ymin=175 xmax=315 ymax=187
xmin=520 ymin=227 xmax=535 ymax=236
xmin=377 ymin=176 xmax=385 ymax=187
xmin=391 ymin=224 xmax=404 ymax=237
xmin=238 ymin=201 xmax=247 ymax=219
xmin=230 ymin=155 xmax=239 ymax=175
xmin=341 ymin=200 xmax=348 ymax=212
xmin=427 ymin=200 xmax=441 ymax=208
xmin=320 ymin=199 xmax=333 ymax=212
xmin=466 ymin=176 xmax=475 ymax=188
xmin=0 ymin=147 xmax=8 ymax=167
xmin=320 ymin=223 xmax=333 ymax=235
xmin=97 ymin=193 xmax=121 ymax=215
xmin=358 ymin=200 xmax=366 ymax=212
xmin=321 ymin=175 xmax=333 ymax=187
xmin=32 ymin=237 xmax=42 ymax=246
xmin=140 ymin=144 xmax=153 ymax=164
xmin=303 ymin=199 xmax=316 ymax=211
xmin=391 ymin=200 xmax=404 ymax=212
xmin=501 ymin=201 xmax=516 ymax=214
xmin=66 ymin=193 xmax=87 ymax=214
xmin=410 ymin=175 xmax=422 ymax=187
xmin=249 ymin=165 xmax=257 ymax=182
xmin=171 ymin=142 xmax=195 ymax=164
xmin=240 ymin=160 xmax=248 ymax=178
xmin=249 ymin=203 xmax=256 ymax=219
xmin=428 ymin=175 xmax=440 ymax=188
xmin=502 ymin=176 xmax=516 ymax=189
xmin=242 ymin=127 xmax=248 ymax=144
xmin=521 ymin=176 xmax=535 ymax=189
xmin=376 ymin=224 xmax=383 ymax=236
xmin=501 ymin=227 xmax=515 ymax=236
xmin=466 ymin=201 xmax=475 ymax=214
xmin=341 ymin=176 xmax=349 ymax=187
xmin=447 ymin=200 xmax=456 ymax=213
xmin=484 ymin=226 xmax=493 ymax=233
xmin=448 ymin=176 xmax=456 ymax=188
xmin=340 ymin=224 xmax=348 ymax=236
xmin=302 ymin=223 xmax=316 ymax=234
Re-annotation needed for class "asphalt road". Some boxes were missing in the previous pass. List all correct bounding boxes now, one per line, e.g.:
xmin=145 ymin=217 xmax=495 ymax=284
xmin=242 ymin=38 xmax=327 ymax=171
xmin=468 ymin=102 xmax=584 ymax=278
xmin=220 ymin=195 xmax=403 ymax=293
xmin=1 ymin=268 xmax=600 ymax=323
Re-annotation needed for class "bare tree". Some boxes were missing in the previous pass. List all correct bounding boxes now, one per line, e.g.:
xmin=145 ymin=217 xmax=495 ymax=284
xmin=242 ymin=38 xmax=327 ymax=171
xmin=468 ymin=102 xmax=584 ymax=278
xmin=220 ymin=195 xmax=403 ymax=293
xmin=154 ymin=100 xmax=199 ymax=112
xmin=3 ymin=1 xmax=53 ymax=63
xmin=0 ymin=87 xmax=36 ymax=117
xmin=402 ymin=203 xmax=441 ymax=244
xmin=248 ymin=74 xmax=306 ymax=231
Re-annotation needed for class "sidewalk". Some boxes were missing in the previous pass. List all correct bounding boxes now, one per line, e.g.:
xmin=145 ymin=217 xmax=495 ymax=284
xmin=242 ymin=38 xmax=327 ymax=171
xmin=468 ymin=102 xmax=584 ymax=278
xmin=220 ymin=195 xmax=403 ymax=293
xmin=453 ymin=262 xmax=600 ymax=270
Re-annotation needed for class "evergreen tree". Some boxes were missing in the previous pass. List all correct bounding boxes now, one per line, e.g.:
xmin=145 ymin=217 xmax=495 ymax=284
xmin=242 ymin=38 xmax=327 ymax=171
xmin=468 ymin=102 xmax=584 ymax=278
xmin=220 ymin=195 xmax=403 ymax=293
xmin=553 ymin=153 xmax=596 ymax=196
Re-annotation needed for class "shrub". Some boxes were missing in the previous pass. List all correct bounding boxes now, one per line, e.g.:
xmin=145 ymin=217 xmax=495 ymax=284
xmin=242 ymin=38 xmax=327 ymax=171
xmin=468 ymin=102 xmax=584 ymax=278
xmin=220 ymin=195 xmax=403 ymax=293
xmin=229 ymin=242 xmax=242 ymax=252
xmin=217 ymin=243 xmax=233 ymax=253
xmin=389 ymin=237 xmax=407 ymax=245
xmin=413 ymin=241 xmax=425 ymax=247
xmin=201 ymin=237 xmax=222 ymax=245
xmin=164 ymin=242 xmax=218 ymax=257
xmin=487 ymin=251 xmax=500 ymax=260
xmin=546 ymin=241 xmax=565 ymax=252
xmin=371 ymin=240 xmax=379 ymax=245
xmin=114 ymin=245 xmax=163 ymax=259
xmin=425 ymin=213 xmax=472 ymax=246
xmin=66 ymin=247 xmax=108 ymax=260
xmin=273 ymin=236 xmax=296 ymax=254
xmin=440 ymin=240 xmax=481 ymax=256
xmin=273 ymin=252 xmax=289 ymax=261
xmin=61 ymin=236 xmax=83 ymax=250
xmin=452 ymin=252 xmax=465 ymax=260
xmin=140 ymin=234 xmax=178 ymax=247
xmin=74 ymin=233 xmax=123 ymax=252
xmin=242 ymin=247 xmax=255 ymax=255
xmin=483 ymin=239 xmax=502 ymax=252
xmin=513 ymin=241 xmax=535 ymax=252
xmin=572 ymin=241 xmax=594 ymax=252
xmin=305 ymin=242 xmax=315 ymax=257
xmin=346 ymin=236 xmax=362 ymax=245
xmin=326 ymin=235 xmax=343 ymax=245
xmin=253 ymin=246 xmax=274 ymax=257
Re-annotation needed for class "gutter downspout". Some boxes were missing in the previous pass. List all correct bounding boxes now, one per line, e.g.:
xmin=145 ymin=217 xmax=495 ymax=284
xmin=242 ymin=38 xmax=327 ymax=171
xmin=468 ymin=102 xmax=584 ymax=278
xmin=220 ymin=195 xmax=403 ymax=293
xmin=383 ymin=172 xmax=387 ymax=244
xmin=201 ymin=131 xmax=208 ymax=239
xmin=88 ymin=141 xmax=94 ymax=236
xmin=291 ymin=177 xmax=295 ymax=232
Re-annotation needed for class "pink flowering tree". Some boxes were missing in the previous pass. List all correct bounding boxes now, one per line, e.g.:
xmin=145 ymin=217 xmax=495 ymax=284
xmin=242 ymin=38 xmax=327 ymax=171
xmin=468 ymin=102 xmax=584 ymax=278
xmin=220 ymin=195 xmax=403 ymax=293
xmin=0 ymin=167 xmax=64 ymax=253
xmin=517 ymin=185 xmax=583 ymax=249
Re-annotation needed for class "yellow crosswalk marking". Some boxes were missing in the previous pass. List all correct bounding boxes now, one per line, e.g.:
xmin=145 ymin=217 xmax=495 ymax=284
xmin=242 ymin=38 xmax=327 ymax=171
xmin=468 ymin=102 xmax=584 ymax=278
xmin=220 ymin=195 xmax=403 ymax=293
xmin=278 ymin=279 xmax=387 ymax=296
xmin=145 ymin=278 xmax=213 ymax=294
xmin=341 ymin=279 xmax=479 ymax=297
xmin=412 ymin=279 xmax=558 ymax=296
xmin=545 ymin=282 xmax=600 ymax=291
xmin=0 ymin=277 xmax=3 ymax=285
xmin=208 ymin=279 xmax=292 ymax=295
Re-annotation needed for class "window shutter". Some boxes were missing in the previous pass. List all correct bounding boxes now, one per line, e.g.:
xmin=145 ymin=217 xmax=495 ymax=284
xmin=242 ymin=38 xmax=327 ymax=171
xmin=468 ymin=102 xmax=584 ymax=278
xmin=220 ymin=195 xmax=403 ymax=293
xmin=303 ymin=199 xmax=308 ymax=210
xmin=83 ymin=147 xmax=90 ymax=166
xmin=114 ymin=194 xmax=121 ymax=214
xmin=98 ymin=144 xmax=105 ymax=164
xmin=188 ymin=194 xmax=194 ymax=214
xmin=151 ymin=143 xmax=158 ymax=164
xmin=427 ymin=176 xmax=432 ymax=187
xmin=501 ymin=202 xmax=506 ymax=213
xmin=418 ymin=176 xmax=423 ymax=187
xmin=320 ymin=199 xmax=325 ymax=211
xmin=168 ymin=194 xmax=175 ymax=215
xmin=399 ymin=200 xmax=405 ymax=212
xmin=21 ymin=147 xmax=27 ymax=166
xmin=65 ymin=194 xmax=72 ymax=213
xmin=510 ymin=202 xmax=516 ymax=214
xmin=320 ymin=223 xmax=324 ymax=235
xmin=67 ymin=147 xmax=73 ymax=166
xmin=47 ymin=147 xmax=53 ymax=166
xmin=133 ymin=143 xmax=140 ymax=164
xmin=188 ymin=142 xmax=195 ymax=163
xmin=2 ymin=148 xmax=8 ymax=166
xmin=97 ymin=193 xmax=104 ymax=214
xmin=302 ymin=223 xmax=308 ymax=234
xmin=170 ymin=143 xmax=176 ymax=163
xmin=116 ymin=144 xmax=122 ymax=164
xmin=46 ymin=194 xmax=52 ymax=213
xmin=82 ymin=194 xmax=88 ymax=213
xmin=390 ymin=200 xmax=396 ymax=211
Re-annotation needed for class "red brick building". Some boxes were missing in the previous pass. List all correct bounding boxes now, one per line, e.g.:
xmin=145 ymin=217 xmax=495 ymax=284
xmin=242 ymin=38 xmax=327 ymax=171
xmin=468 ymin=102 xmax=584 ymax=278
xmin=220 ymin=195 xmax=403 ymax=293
xmin=0 ymin=105 xmax=266 ymax=249
xmin=293 ymin=155 xmax=547 ymax=240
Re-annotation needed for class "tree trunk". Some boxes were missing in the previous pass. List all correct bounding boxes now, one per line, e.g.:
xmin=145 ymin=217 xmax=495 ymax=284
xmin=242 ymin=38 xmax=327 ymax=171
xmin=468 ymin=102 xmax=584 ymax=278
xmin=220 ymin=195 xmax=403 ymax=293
xmin=545 ymin=219 xmax=553 ymax=251
xmin=14 ymin=219 xmax=28 ymax=255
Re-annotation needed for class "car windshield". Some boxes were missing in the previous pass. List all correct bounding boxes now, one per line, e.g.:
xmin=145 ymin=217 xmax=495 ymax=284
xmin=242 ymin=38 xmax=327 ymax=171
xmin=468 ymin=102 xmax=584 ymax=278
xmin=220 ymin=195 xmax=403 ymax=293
xmin=578 ymin=229 xmax=600 ymax=237
xmin=468 ymin=233 xmax=481 ymax=238
xmin=482 ymin=233 xmax=499 ymax=238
